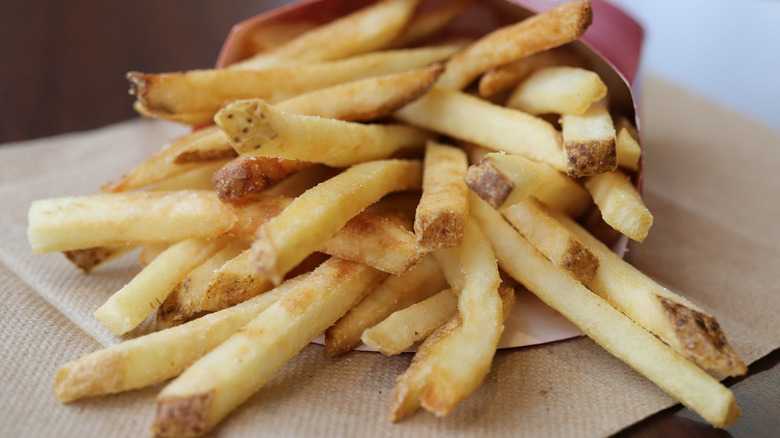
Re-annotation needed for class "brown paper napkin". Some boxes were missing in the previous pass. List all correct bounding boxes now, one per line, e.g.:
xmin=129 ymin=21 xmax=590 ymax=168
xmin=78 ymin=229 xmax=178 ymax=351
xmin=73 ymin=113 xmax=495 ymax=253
xmin=1 ymin=77 xmax=778 ymax=437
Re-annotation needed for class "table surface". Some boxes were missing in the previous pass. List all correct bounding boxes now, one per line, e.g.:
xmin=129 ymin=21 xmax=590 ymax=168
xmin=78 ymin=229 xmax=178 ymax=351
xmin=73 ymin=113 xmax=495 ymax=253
xmin=1 ymin=1 xmax=777 ymax=437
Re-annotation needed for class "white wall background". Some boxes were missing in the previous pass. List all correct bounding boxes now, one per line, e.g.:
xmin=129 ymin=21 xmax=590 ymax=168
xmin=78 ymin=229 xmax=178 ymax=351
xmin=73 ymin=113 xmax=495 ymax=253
xmin=608 ymin=0 xmax=780 ymax=131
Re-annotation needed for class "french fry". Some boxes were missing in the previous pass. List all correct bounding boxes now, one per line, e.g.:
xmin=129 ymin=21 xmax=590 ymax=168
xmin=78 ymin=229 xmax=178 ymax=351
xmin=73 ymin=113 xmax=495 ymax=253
xmin=215 ymin=99 xmax=433 ymax=167
xmin=414 ymin=142 xmax=469 ymax=251
xmin=151 ymin=258 xmax=387 ymax=437
xmin=94 ymin=238 xmax=230 ymax=335
xmin=28 ymin=191 xmax=236 ymax=254
xmin=130 ymin=44 xmax=461 ymax=126
xmin=418 ymin=217 xmax=503 ymax=416
xmin=151 ymin=159 xmax=233 ymax=191
xmin=505 ymin=66 xmax=607 ymax=115
xmin=251 ymin=159 xmax=423 ymax=284
xmin=318 ymin=211 xmax=425 ymax=275
xmin=277 ymin=64 xmax=444 ymax=122
xmin=471 ymin=195 xmax=740 ymax=429
xmin=324 ymin=254 xmax=447 ymax=356
xmin=199 ymin=248 xmax=274 ymax=313
xmin=555 ymin=211 xmax=747 ymax=376
xmin=243 ymin=19 xmax=321 ymax=54
xmin=156 ymin=239 xmax=250 ymax=329
xmin=478 ymin=47 xmax=585 ymax=97
xmin=138 ymin=243 xmax=169 ymax=268
xmin=101 ymin=127 xmax=225 ymax=193
xmin=361 ymin=288 xmax=458 ymax=356
xmin=464 ymin=152 xmax=592 ymax=217
xmin=502 ymin=198 xmax=599 ymax=286
xmin=55 ymin=277 xmax=290 ymax=403
xmin=561 ymin=99 xmax=618 ymax=177
xmin=615 ymin=116 xmax=642 ymax=171
xmin=228 ymin=0 xmax=421 ymax=71
xmin=436 ymin=0 xmax=592 ymax=90
xmin=584 ymin=169 xmax=653 ymax=242
xmin=395 ymin=87 xmax=567 ymax=171
xmin=212 ymin=157 xmax=312 ymax=203
xmin=389 ymin=283 xmax=515 ymax=421
xmin=389 ymin=0 xmax=473 ymax=48
xmin=63 ymin=245 xmax=136 ymax=274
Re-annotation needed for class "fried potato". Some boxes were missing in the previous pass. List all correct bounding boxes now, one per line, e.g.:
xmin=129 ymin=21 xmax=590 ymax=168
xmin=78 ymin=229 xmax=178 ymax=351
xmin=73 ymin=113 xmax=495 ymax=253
xmin=251 ymin=159 xmax=423 ymax=284
xmin=584 ymin=169 xmax=653 ymax=242
xmin=506 ymin=66 xmax=607 ymax=115
xmin=502 ymin=198 xmax=599 ymax=285
xmin=101 ymin=127 xmax=225 ymax=193
xmin=151 ymin=258 xmax=387 ymax=437
xmin=324 ymin=254 xmax=447 ymax=356
xmin=55 ymin=280 xmax=290 ymax=403
xmin=215 ymin=99 xmax=433 ymax=167
xmin=389 ymin=282 xmax=515 ymax=421
xmin=561 ymin=99 xmax=617 ymax=177
xmin=361 ymin=288 xmax=458 ymax=356
xmin=150 ymin=159 xmax=233 ymax=191
xmin=395 ymin=87 xmax=566 ymax=171
xmin=131 ymin=44 xmax=461 ymax=126
xmin=478 ymin=47 xmax=585 ymax=97
xmin=414 ymin=142 xmax=469 ymax=251
xmin=555 ymin=211 xmax=747 ymax=376
xmin=63 ymin=245 xmax=136 ymax=274
xmin=471 ymin=195 xmax=740 ymax=429
xmin=278 ymin=64 xmax=444 ymax=122
xmin=156 ymin=239 xmax=250 ymax=329
xmin=28 ymin=191 xmax=236 ymax=254
xmin=437 ymin=0 xmax=592 ymax=90
xmin=390 ymin=0 xmax=472 ymax=48
xmin=212 ymin=156 xmax=312 ymax=203
xmin=615 ymin=116 xmax=642 ymax=171
xmin=94 ymin=238 xmax=230 ymax=335
xmin=199 ymin=248 xmax=274 ymax=312
xmin=464 ymin=151 xmax=591 ymax=217
xmin=228 ymin=0 xmax=421 ymax=71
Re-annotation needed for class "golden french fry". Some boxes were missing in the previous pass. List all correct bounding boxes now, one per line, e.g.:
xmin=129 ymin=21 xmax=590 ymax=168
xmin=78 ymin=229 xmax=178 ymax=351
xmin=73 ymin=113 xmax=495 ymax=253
xmin=419 ymin=217 xmax=503 ymax=416
xmin=561 ymin=99 xmax=618 ymax=177
xmin=243 ymin=19 xmax=321 ymax=54
xmin=28 ymin=191 xmax=236 ymax=254
xmin=212 ymin=156 xmax=312 ymax=203
xmin=94 ymin=238 xmax=229 ymax=335
xmin=436 ymin=0 xmax=592 ymax=90
xmin=361 ymin=288 xmax=458 ymax=356
xmin=414 ymin=142 xmax=469 ymax=251
xmin=55 ymin=279 xmax=289 ymax=403
xmin=505 ymin=66 xmax=607 ymax=115
xmin=215 ymin=99 xmax=433 ymax=167
xmin=615 ymin=116 xmax=642 ymax=171
xmin=389 ymin=283 xmax=515 ymax=421
xmin=228 ymin=0 xmax=421 ymax=71
xmin=156 ymin=239 xmax=250 ymax=329
xmin=464 ymin=152 xmax=591 ymax=217
xmin=251 ymin=159 xmax=423 ymax=284
xmin=324 ymin=254 xmax=447 ymax=356
xmin=395 ymin=87 xmax=566 ymax=171
xmin=101 ymin=127 xmax=224 ymax=193
xmin=584 ymin=169 xmax=653 ymax=242
xmin=150 ymin=159 xmax=233 ymax=191
xmin=130 ymin=44 xmax=461 ymax=126
xmin=62 ymin=245 xmax=136 ymax=274
xmin=390 ymin=0 xmax=473 ymax=48
xmin=471 ymin=195 xmax=740 ymax=429
xmin=478 ymin=47 xmax=585 ymax=97
xmin=278 ymin=64 xmax=444 ymax=122
xmin=502 ymin=198 xmax=599 ymax=285
xmin=151 ymin=258 xmax=387 ymax=437
xmin=199 ymin=248 xmax=275 ymax=312
xmin=555 ymin=211 xmax=747 ymax=376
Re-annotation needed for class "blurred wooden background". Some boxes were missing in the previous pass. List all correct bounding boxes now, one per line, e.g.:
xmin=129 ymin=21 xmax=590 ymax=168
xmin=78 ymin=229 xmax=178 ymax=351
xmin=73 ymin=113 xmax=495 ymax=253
xmin=0 ymin=0 xmax=290 ymax=143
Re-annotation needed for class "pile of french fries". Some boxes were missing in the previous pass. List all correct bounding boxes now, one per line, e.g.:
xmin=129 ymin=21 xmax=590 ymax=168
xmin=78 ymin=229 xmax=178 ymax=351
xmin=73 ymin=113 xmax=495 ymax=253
xmin=27 ymin=0 xmax=747 ymax=436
